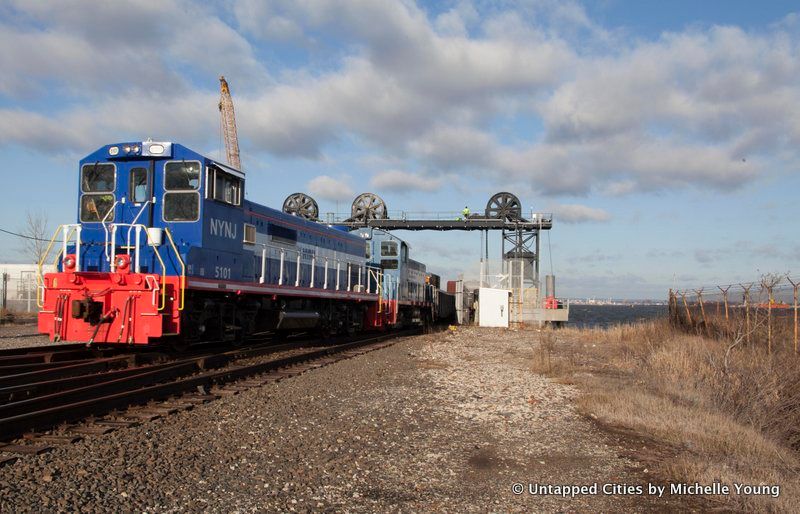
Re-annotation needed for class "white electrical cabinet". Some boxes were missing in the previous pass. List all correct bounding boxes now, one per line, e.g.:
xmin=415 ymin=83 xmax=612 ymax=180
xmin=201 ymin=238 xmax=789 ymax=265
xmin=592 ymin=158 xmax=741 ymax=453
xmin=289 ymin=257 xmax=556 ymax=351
xmin=478 ymin=287 xmax=511 ymax=328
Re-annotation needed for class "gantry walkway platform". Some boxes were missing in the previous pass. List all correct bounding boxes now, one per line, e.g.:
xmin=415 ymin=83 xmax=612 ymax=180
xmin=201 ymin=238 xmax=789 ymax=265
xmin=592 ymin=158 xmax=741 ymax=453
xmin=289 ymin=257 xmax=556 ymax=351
xmin=332 ymin=215 xmax=552 ymax=231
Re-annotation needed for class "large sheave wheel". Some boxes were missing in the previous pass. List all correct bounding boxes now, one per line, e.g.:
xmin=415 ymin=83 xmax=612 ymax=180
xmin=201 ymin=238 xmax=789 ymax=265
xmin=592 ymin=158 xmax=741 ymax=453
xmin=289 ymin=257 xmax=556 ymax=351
xmin=282 ymin=193 xmax=319 ymax=220
xmin=350 ymin=193 xmax=388 ymax=222
xmin=485 ymin=192 xmax=522 ymax=221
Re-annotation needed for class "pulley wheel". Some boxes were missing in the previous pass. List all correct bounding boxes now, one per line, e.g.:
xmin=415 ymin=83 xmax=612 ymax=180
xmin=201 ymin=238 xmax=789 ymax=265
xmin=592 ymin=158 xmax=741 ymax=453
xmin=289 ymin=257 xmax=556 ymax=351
xmin=485 ymin=192 xmax=522 ymax=221
xmin=282 ymin=192 xmax=319 ymax=220
xmin=351 ymin=193 xmax=388 ymax=222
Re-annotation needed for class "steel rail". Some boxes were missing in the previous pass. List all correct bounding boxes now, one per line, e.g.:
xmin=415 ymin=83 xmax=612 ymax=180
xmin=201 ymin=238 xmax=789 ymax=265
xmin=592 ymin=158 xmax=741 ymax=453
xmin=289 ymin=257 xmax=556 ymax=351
xmin=0 ymin=356 xmax=131 ymax=389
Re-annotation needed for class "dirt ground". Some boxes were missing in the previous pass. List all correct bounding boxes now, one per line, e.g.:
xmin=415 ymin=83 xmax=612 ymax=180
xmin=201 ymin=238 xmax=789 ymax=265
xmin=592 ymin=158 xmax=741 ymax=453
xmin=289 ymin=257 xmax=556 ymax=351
xmin=0 ymin=327 xmax=690 ymax=512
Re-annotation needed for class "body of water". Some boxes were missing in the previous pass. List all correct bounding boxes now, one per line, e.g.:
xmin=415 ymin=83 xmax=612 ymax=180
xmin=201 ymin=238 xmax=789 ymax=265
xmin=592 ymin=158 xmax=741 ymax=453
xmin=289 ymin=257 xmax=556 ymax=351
xmin=567 ymin=304 xmax=668 ymax=328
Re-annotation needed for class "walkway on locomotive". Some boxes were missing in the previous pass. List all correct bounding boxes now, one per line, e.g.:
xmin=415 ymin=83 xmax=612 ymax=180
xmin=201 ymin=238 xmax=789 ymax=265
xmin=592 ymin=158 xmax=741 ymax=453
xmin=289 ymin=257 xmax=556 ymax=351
xmin=58 ymin=141 xmax=388 ymax=300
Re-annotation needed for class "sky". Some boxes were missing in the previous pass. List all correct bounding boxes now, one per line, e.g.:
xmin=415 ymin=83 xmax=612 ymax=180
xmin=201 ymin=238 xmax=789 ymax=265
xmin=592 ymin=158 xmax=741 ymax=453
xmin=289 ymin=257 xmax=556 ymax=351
xmin=0 ymin=0 xmax=799 ymax=299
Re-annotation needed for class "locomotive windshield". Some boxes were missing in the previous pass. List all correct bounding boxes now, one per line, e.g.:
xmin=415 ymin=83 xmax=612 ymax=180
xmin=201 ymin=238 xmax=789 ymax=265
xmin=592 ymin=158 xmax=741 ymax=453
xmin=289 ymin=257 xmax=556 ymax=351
xmin=80 ymin=194 xmax=115 ymax=222
xmin=81 ymin=163 xmax=115 ymax=192
xmin=163 ymin=161 xmax=200 ymax=222
xmin=80 ymin=163 xmax=116 ymax=222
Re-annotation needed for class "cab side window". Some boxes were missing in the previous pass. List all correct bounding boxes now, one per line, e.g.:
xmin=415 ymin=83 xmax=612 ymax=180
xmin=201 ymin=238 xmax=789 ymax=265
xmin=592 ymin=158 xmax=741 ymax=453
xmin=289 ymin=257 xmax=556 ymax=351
xmin=209 ymin=168 xmax=242 ymax=206
xmin=163 ymin=161 xmax=201 ymax=222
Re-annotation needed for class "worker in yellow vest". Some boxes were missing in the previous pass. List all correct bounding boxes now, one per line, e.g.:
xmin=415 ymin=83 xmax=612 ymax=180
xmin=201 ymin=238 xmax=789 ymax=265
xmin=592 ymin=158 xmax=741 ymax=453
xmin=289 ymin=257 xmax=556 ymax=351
xmin=462 ymin=206 xmax=470 ymax=219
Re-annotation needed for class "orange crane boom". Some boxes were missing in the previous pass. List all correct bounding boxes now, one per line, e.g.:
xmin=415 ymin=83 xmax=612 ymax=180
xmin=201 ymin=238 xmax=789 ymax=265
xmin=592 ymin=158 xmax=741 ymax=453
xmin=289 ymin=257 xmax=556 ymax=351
xmin=218 ymin=75 xmax=241 ymax=170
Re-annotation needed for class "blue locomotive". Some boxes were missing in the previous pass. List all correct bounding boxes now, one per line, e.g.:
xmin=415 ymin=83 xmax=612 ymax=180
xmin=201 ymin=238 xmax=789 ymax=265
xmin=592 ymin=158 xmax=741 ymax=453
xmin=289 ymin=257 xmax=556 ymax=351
xmin=37 ymin=141 xmax=452 ymax=345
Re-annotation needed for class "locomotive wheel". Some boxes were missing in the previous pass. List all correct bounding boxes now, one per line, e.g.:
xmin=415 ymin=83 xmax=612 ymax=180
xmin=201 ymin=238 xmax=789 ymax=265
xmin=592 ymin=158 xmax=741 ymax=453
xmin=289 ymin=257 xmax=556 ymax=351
xmin=350 ymin=192 xmax=388 ymax=222
xmin=282 ymin=192 xmax=319 ymax=220
xmin=485 ymin=192 xmax=522 ymax=221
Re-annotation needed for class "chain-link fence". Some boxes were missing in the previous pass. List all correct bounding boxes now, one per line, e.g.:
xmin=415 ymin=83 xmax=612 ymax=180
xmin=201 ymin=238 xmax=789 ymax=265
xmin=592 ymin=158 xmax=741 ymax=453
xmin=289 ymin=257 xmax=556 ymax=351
xmin=670 ymin=274 xmax=800 ymax=353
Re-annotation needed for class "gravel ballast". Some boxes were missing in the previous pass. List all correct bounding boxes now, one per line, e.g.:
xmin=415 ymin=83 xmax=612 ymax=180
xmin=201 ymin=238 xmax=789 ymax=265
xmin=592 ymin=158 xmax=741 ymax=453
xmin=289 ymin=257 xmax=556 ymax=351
xmin=0 ymin=323 xmax=51 ymax=350
xmin=0 ymin=327 xmax=669 ymax=512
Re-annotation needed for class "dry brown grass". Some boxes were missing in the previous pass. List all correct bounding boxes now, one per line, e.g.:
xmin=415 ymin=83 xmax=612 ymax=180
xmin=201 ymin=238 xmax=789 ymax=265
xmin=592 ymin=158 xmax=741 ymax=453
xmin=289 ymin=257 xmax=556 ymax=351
xmin=0 ymin=308 xmax=15 ymax=324
xmin=533 ymin=320 xmax=800 ymax=512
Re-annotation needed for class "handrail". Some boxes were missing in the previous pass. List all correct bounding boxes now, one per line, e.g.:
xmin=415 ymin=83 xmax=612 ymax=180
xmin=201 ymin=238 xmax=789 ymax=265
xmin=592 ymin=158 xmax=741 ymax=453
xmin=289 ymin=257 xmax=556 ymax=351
xmin=109 ymin=223 xmax=168 ymax=311
xmin=162 ymin=227 xmax=186 ymax=311
xmin=125 ymin=201 xmax=151 ymax=251
xmin=100 ymin=201 xmax=119 ymax=263
xmin=50 ymin=226 xmax=77 ymax=270
xmin=37 ymin=222 xmax=184 ymax=313
xmin=257 ymin=242 xmax=371 ymax=293
xmin=36 ymin=224 xmax=81 ymax=308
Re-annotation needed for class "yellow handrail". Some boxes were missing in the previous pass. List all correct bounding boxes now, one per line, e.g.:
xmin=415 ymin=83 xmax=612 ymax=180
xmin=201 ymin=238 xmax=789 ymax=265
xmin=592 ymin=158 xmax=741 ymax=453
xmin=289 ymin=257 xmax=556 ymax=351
xmin=37 ymin=224 xmax=78 ymax=308
xmin=162 ymin=227 xmax=186 ymax=311
xmin=50 ymin=226 xmax=77 ymax=270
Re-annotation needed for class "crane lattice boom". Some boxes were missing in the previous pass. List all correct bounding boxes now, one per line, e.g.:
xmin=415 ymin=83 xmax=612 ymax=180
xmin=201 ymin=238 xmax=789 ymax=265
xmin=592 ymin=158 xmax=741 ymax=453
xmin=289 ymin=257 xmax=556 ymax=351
xmin=218 ymin=75 xmax=241 ymax=170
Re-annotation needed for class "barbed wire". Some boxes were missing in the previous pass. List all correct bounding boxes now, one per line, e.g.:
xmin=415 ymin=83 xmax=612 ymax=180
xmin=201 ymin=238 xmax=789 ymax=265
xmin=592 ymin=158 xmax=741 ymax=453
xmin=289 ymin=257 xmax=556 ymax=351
xmin=673 ymin=274 xmax=799 ymax=296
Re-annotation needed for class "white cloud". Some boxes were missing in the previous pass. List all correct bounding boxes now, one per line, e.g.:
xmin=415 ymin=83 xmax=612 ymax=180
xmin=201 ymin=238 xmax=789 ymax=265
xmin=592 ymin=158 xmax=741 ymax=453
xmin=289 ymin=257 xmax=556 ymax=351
xmin=1 ymin=0 xmax=800 ymax=200
xmin=0 ymin=91 xmax=218 ymax=154
xmin=552 ymin=203 xmax=611 ymax=223
xmin=307 ymin=175 xmax=354 ymax=202
xmin=370 ymin=170 xmax=443 ymax=193
xmin=0 ymin=0 xmax=267 ymax=100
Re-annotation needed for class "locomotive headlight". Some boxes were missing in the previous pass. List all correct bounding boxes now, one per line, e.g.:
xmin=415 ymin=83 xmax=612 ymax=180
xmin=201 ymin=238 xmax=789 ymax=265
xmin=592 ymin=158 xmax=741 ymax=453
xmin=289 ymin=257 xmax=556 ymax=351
xmin=115 ymin=256 xmax=129 ymax=269
xmin=123 ymin=145 xmax=131 ymax=153
xmin=132 ymin=145 xmax=140 ymax=153
xmin=108 ymin=146 xmax=119 ymax=156
xmin=63 ymin=256 xmax=76 ymax=270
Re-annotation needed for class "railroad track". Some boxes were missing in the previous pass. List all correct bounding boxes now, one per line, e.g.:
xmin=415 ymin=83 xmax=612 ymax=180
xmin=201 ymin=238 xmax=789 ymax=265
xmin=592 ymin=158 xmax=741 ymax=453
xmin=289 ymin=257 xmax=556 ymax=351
xmin=0 ymin=329 xmax=419 ymax=466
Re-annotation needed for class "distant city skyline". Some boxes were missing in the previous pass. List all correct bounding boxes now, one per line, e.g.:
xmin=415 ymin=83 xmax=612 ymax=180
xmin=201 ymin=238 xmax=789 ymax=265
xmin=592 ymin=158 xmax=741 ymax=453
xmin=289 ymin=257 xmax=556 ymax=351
xmin=1 ymin=0 xmax=799 ymax=299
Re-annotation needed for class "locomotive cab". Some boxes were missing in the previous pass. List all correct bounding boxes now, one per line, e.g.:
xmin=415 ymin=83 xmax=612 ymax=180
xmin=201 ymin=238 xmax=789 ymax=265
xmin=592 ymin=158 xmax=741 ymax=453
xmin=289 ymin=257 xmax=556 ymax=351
xmin=38 ymin=141 xmax=245 ymax=344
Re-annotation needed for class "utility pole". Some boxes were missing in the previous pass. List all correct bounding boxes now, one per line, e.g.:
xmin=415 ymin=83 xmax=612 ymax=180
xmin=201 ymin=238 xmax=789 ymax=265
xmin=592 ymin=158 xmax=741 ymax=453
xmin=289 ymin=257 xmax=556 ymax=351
xmin=1 ymin=272 xmax=8 ymax=311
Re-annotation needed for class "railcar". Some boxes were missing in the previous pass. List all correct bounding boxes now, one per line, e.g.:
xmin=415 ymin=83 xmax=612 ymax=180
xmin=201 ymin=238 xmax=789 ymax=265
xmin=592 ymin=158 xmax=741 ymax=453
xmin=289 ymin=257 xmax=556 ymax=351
xmin=357 ymin=228 xmax=449 ymax=326
xmin=37 ymin=141 xmax=450 ymax=346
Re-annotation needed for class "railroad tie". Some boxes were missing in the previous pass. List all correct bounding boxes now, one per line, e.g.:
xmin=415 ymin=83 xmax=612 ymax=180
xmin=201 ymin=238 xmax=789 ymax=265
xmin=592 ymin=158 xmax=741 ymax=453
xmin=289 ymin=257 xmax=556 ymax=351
xmin=122 ymin=411 xmax=162 ymax=422
xmin=0 ymin=444 xmax=52 ymax=456
xmin=136 ymin=406 xmax=180 ymax=416
xmin=216 ymin=385 xmax=252 ymax=396
xmin=237 ymin=379 xmax=268 ymax=387
xmin=182 ymin=394 xmax=220 ymax=404
xmin=24 ymin=434 xmax=83 ymax=445
xmin=158 ymin=402 xmax=194 ymax=412
xmin=0 ymin=455 xmax=19 ymax=467
xmin=261 ymin=370 xmax=296 ymax=380
xmin=94 ymin=419 xmax=141 ymax=428
xmin=68 ymin=425 xmax=116 ymax=436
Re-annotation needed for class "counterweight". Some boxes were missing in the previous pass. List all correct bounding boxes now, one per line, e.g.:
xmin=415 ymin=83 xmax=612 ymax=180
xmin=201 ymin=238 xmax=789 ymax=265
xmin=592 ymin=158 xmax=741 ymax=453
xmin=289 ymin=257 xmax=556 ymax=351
xmin=218 ymin=75 xmax=241 ymax=170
